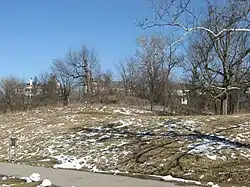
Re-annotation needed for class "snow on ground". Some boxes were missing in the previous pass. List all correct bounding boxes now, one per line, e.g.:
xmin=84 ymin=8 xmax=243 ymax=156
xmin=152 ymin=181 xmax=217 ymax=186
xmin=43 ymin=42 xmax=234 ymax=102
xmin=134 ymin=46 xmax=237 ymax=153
xmin=0 ymin=173 xmax=52 ymax=187
xmin=112 ymin=107 xmax=152 ymax=115
xmin=150 ymin=175 xmax=220 ymax=187
xmin=21 ymin=173 xmax=40 ymax=183
xmin=37 ymin=117 xmax=250 ymax=184
xmin=0 ymin=105 xmax=250 ymax=185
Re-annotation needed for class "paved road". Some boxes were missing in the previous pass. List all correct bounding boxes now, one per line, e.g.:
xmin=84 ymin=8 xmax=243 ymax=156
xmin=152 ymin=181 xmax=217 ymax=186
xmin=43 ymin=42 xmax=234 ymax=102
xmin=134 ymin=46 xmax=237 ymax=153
xmin=0 ymin=163 xmax=198 ymax=187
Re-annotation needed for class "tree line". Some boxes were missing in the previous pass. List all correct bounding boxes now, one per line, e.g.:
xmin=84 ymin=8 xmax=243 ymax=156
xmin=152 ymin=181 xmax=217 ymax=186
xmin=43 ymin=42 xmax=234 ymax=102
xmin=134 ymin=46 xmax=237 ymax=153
xmin=0 ymin=0 xmax=249 ymax=115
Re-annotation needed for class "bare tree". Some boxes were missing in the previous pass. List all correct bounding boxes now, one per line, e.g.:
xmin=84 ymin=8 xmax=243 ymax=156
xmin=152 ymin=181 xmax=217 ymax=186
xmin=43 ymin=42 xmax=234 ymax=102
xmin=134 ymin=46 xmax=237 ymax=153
xmin=51 ymin=59 xmax=75 ymax=106
xmin=116 ymin=35 xmax=183 ymax=110
xmin=124 ymin=57 xmax=138 ymax=96
xmin=185 ymin=25 xmax=249 ymax=115
xmin=102 ymin=70 xmax=114 ymax=94
xmin=116 ymin=61 xmax=129 ymax=95
xmin=136 ymin=35 xmax=164 ymax=110
xmin=140 ymin=0 xmax=250 ymax=47
xmin=183 ymin=35 xmax=216 ymax=114
xmin=0 ymin=77 xmax=25 ymax=112
xmin=141 ymin=0 xmax=250 ymax=115
xmin=135 ymin=35 xmax=182 ymax=110
xmin=65 ymin=46 xmax=100 ymax=100
xmin=36 ymin=72 xmax=60 ymax=106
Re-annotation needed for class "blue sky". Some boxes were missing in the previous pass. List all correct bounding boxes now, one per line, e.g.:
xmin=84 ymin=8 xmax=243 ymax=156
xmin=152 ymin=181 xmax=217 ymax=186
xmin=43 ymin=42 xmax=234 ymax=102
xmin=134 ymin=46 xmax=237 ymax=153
xmin=0 ymin=0 xmax=167 ymax=82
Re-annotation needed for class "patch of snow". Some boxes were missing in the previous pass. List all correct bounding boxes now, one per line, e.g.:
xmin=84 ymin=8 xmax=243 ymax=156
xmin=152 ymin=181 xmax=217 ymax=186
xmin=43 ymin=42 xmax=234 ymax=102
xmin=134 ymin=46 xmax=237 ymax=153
xmin=113 ymin=109 xmax=131 ymax=115
xmin=220 ymin=156 xmax=227 ymax=161
xmin=240 ymin=153 xmax=250 ymax=158
xmin=212 ymin=184 xmax=220 ymax=187
xmin=114 ymin=120 xmax=132 ymax=128
xmin=112 ymin=107 xmax=151 ymax=116
xmin=97 ymin=135 xmax=111 ymax=141
xmin=91 ymin=165 xmax=100 ymax=173
xmin=29 ymin=173 xmax=40 ymax=182
xmin=21 ymin=173 xmax=40 ymax=183
xmin=150 ymin=174 xmax=202 ymax=185
xmin=206 ymin=155 xmax=217 ymax=160
xmin=187 ymin=138 xmax=240 ymax=160
xmin=39 ymin=158 xmax=51 ymax=162
xmin=39 ymin=179 xmax=52 ymax=187
xmin=21 ymin=176 xmax=33 ymax=183
xmin=1 ymin=184 xmax=11 ymax=187
xmin=231 ymin=153 xmax=237 ymax=159
xmin=53 ymin=155 xmax=82 ymax=170
xmin=199 ymin=175 xmax=205 ymax=179
xmin=207 ymin=182 xmax=220 ymax=187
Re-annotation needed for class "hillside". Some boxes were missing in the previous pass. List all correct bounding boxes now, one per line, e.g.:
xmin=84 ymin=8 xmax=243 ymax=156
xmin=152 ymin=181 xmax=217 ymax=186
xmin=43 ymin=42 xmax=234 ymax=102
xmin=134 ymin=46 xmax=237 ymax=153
xmin=0 ymin=104 xmax=250 ymax=186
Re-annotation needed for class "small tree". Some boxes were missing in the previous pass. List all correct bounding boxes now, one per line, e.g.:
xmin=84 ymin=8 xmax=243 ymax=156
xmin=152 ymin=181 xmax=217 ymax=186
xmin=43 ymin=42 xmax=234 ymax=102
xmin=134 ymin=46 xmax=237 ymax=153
xmin=51 ymin=59 xmax=75 ymax=106
xmin=135 ymin=35 xmax=182 ymax=110
xmin=0 ymin=76 xmax=25 ymax=112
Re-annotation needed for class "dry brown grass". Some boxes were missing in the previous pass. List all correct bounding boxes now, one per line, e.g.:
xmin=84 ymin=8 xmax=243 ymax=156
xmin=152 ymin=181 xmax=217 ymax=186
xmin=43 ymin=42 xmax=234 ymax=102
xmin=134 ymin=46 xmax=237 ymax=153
xmin=0 ymin=175 xmax=57 ymax=187
xmin=0 ymin=104 xmax=250 ymax=185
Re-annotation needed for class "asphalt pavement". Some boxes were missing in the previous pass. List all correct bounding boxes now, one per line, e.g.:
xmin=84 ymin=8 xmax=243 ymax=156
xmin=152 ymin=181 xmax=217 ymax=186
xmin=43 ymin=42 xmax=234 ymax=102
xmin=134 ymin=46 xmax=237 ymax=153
xmin=0 ymin=162 xmax=198 ymax=187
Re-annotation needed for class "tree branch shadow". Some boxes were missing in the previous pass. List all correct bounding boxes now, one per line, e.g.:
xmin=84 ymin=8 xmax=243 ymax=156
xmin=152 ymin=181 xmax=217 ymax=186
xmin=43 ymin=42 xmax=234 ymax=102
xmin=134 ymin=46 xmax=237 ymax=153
xmin=68 ymin=119 xmax=250 ymax=174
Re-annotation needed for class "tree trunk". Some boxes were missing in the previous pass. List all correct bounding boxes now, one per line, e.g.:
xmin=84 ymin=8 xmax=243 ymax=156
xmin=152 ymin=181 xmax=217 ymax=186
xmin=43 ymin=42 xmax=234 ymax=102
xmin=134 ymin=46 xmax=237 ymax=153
xmin=149 ymin=80 xmax=154 ymax=111
xmin=234 ymin=90 xmax=240 ymax=114
xmin=220 ymin=99 xmax=223 ymax=115
xmin=222 ymin=93 xmax=228 ymax=115
xmin=203 ymin=95 xmax=208 ymax=113
xmin=150 ymin=91 xmax=153 ymax=111
xmin=214 ymin=101 xmax=218 ymax=115
xmin=63 ymin=97 xmax=68 ymax=106
xmin=83 ymin=58 xmax=91 ymax=100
